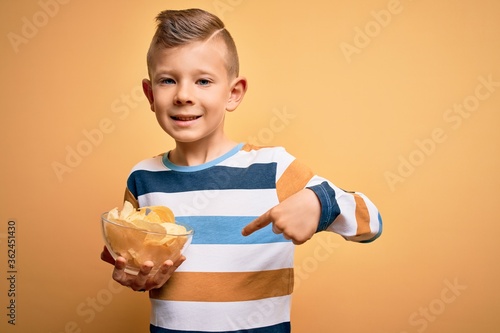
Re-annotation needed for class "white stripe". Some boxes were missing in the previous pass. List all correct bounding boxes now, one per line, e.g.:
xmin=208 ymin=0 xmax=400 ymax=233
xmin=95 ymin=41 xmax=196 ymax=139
xmin=138 ymin=189 xmax=279 ymax=217
xmin=151 ymin=296 xmax=291 ymax=331
xmin=329 ymin=191 xmax=358 ymax=236
xmin=130 ymin=155 xmax=165 ymax=172
xmin=177 ymin=243 xmax=295 ymax=273
xmin=220 ymin=146 xmax=285 ymax=167
xmin=366 ymin=193 xmax=381 ymax=234
xmin=307 ymin=175 xmax=327 ymax=187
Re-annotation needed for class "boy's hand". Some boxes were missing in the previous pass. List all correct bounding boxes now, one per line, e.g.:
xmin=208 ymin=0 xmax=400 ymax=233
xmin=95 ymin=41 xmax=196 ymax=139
xmin=241 ymin=189 xmax=321 ymax=245
xmin=100 ymin=246 xmax=185 ymax=291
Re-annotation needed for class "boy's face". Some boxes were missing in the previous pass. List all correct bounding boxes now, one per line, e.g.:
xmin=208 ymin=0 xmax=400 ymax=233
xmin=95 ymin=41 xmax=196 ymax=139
xmin=143 ymin=39 xmax=246 ymax=146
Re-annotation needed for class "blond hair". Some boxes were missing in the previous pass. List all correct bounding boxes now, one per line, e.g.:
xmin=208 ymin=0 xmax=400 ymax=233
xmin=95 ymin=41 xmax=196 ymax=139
xmin=146 ymin=8 xmax=239 ymax=78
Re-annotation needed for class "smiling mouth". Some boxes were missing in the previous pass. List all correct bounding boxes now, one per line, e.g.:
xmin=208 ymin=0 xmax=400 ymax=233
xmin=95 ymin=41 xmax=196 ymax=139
xmin=171 ymin=115 xmax=201 ymax=121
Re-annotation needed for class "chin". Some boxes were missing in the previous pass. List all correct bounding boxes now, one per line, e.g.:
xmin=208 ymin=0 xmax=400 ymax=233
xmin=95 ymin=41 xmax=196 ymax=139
xmin=172 ymin=136 xmax=204 ymax=144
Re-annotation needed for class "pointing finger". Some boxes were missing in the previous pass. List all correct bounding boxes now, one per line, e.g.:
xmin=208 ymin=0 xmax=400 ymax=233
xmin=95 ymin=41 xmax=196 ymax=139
xmin=241 ymin=211 xmax=272 ymax=236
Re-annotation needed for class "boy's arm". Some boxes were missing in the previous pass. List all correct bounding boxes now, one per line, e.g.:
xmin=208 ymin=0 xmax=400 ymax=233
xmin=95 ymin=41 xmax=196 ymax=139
xmin=242 ymin=154 xmax=382 ymax=244
xmin=242 ymin=183 xmax=382 ymax=244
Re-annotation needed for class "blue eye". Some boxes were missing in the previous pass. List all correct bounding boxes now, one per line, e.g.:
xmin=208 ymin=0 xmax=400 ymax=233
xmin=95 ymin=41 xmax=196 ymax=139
xmin=161 ymin=78 xmax=175 ymax=85
xmin=197 ymin=79 xmax=210 ymax=86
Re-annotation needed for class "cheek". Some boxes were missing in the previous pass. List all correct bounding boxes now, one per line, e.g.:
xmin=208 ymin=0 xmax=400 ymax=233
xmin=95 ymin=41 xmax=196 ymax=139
xmin=155 ymin=114 xmax=172 ymax=133
xmin=153 ymin=98 xmax=169 ymax=111
xmin=207 ymin=93 xmax=230 ymax=110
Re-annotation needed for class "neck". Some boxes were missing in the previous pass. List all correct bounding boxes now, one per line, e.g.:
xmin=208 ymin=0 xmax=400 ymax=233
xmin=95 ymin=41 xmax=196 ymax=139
xmin=169 ymin=137 xmax=238 ymax=166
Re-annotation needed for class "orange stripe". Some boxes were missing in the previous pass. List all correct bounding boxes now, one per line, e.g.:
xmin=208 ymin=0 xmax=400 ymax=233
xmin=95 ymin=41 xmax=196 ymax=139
xmin=241 ymin=143 xmax=273 ymax=152
xmin=353 ymin=194 xmax=371 ymax=236
xmin=123 ymin=188 xmax=139 ymax=208
xmin=276 ymin=159 xmax=314 ymax=202
xmin=150 ymin=268 xmax=294 ymax=302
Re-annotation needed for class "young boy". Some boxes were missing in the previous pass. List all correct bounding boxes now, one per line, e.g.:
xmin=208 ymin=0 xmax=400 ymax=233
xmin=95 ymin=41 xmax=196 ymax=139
xmin=101 ymin=8 xmax=382 ymax=333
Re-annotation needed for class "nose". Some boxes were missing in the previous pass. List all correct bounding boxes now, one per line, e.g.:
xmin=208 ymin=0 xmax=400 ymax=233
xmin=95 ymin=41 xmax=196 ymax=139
xmin=174 ymin=83 xmax=194 ymax=105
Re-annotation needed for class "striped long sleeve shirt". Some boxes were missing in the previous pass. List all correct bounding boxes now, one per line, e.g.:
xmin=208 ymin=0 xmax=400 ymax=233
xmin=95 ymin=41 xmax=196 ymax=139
xmin=124 ymin=143 xmax=382 ymax=333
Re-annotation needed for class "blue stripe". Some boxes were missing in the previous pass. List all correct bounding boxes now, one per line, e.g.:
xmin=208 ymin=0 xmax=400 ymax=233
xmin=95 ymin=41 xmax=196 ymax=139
xmin=150 ymin=322 xmax=291 ymax=333
xmin=177 ymin=216 xmax=290 ymax=245
xmin=128 ymin=163 xmax=277 ymax=198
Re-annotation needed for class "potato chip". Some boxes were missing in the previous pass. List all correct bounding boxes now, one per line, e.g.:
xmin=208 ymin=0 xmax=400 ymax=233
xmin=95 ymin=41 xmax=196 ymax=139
xmin=134 ymin=219 xmax=165 ymax=233
xmin=124 ymin=212 xmax=139 ymax=222
xmin=118 ymin=201 xmax=135 ymax=220
xmin=144 ymin=211 xmax=162 ymax=223
xmin=107 ymin=207 xmax=119 ymax=220
xmin=143 ymin=222 xmax=188 ymax=246
xmin=162 ymin=222 xmax=187 ymax=235
xmin=140 ymin=205 xmax=175 ymax=223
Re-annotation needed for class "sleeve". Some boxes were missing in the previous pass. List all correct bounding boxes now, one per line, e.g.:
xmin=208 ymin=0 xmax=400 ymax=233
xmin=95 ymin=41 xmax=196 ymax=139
xmin=274 ymin=148 xmax=382 ymax=243
xmin=307 ymin=178 xmax=382 ymax=243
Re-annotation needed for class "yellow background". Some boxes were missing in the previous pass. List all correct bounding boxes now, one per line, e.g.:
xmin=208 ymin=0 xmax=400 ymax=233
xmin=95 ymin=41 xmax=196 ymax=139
xmin=1 ymin=0 xmax=499 ymax=332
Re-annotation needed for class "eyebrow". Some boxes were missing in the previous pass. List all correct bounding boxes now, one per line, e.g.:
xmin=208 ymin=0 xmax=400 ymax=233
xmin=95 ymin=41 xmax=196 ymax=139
xmin=151 ymin=67 xmax=220 ymax=80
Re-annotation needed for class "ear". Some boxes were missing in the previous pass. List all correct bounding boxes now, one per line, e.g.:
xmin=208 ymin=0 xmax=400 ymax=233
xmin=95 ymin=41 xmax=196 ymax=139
xmin=226 ymin=76 xmax=248 ymax=112
xmin=142 ymin=79 xmax=155 ymax=112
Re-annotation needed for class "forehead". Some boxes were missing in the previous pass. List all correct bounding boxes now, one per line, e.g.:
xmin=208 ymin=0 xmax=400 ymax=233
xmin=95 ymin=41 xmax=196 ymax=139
xmin=149 ymin=39 xmax=229 ymax=76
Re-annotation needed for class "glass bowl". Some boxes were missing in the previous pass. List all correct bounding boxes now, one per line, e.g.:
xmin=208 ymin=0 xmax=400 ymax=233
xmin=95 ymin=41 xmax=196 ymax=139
xmin=101 ymin=213 xmax=193 ymax=275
